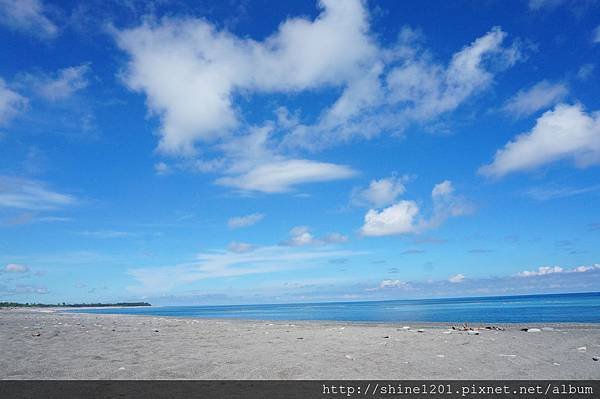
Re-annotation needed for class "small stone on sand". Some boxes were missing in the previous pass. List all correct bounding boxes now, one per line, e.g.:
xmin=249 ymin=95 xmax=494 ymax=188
xmin=577 ymin=346 xmax=587 ymax=352
xmin=527 ymin=328 xmax=542 ymax=333
xmin=467 ymin=330 xmax=479 ymax=336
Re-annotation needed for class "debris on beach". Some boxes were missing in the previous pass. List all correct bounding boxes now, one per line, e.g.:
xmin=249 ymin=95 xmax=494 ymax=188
xmin=383 ymin=336 xmax=389 ymax=339
xmin=577 ymin=346 xmax=587 ymax=352
xmin=526 ymin=328 xmax=541 ymax=333
xmin=345 ymin=354 xmax=354 ymax=360
xmin=417 ymin=329 xmax=425 ymax=333
xmin=467 ymin=330 xmax=479 ymax=336
xmin=296 ymin=337 xmax=304 ymax=340
xmin=452 ymin=323 xmax=503 ymax=332
xmin=401 ymin=326 xmax=410 ymax=330
xmin=592 ymin=356 xmax=599 ymax=361
xmin=32 ymin=332 xmax=41 ymax=337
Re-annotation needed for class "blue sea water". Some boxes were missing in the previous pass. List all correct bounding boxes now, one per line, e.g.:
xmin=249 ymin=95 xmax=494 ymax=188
xmin=67 ymin=292 xmax=600 ymax=323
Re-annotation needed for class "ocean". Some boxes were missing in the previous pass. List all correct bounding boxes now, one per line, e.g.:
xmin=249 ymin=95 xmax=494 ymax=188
xmin=67 ymin=292 xmax=600 ymax=323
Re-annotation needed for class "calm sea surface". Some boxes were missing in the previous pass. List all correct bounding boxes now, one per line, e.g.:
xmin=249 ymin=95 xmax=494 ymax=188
xmin=67 ymin=292 xmax=600 ymax=323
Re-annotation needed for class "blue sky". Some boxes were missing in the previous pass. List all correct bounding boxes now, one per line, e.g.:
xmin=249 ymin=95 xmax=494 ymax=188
xmin=1 ymin=0 xmax=600 ymax=305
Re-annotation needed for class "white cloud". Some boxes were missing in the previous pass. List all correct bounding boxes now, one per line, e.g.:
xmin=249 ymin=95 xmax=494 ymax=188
xmin=128 ymin=245 xmax=360 ymax=293
xmin=216 ymin=159 xmax=356 ymax=193
xmin=361 ymin=200 xmax=420 ymax=236
xmin=503 ymin=80 xmax=568 ymax=117
xmin=0 ymin=78 xmax=27 ymax=125
xmin=227 ymin=242 xmax=255 ymax=253
xmin=379 ymin=279 xmax=408 ymax=289
xmin=284 ymin=26 xmax=522 ymax=150
xmin=352 ymin=175 xmax=408 ymax=208
xmin=115 ymin=2 xmax=522 ymax=191
xmin=593 ymin=25 xmax=600 ymax=44
xmin=361 ymin=180 xmax=471 ymax=236
xmin=283 ymin=226 xmax=348 ymax=246
xmin=115 ymin=0 xmax=375 ymax=155
xmin=0 ymin=0 xmax=57 ymax=39
xmin=480 ymin=104 xmax=600 ymax=177
xmin=285 ymin=226 xmax=318 ymax=247
xmin=432 ymin=180 xmax=454 ymax=198
xmin=518 ymin=264 xmax=600 ymax=277
xmin=30 ymin=64 xmax=90 ymax=101
xmin=227 ymin=213 xmax=264 ymax=229
xmin=0 ymin=176 xmax=76 ymax=210
xmin=154 ymin=161 xmax=170 ymax=175
xmin=3 ymin=263 xmax=29 ymax=273
xmin=449 ymin=273 xmax=465 ymax=283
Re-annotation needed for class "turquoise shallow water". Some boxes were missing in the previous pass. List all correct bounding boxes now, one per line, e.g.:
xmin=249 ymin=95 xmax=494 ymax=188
xmin=67 ymin=292 xmax=600 ymax=323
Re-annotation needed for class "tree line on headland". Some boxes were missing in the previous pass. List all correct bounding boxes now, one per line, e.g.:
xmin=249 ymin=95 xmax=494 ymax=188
xmin=0 ymin=302 xmax=151 ymax=308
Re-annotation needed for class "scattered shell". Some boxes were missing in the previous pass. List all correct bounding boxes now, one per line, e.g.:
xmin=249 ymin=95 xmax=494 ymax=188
xmin=467 ymin=330 xmax=479 ymax=336
xmin=345 ymin=355 xmax=354 ymax=360
xmin=577 ymin=346 xmax=587 ymax=352
xmin=527 ymin=328 xmax=541 ymax=333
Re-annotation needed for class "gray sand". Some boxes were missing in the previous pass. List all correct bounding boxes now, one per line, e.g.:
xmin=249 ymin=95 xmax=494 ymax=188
xmin=1 ymin=309 xmax=599 ymax=379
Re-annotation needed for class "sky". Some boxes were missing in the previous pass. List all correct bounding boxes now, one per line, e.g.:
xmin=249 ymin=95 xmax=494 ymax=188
xmin=1 ymin=0 xmax=600 ymax=305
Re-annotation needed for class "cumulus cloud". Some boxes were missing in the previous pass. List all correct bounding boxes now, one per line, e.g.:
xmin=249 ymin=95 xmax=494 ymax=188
xmin=3 ymin=263 xmax=29 ymax=273
xmin=27 ymin=64 xmax=90 ymax=101
xmin=0 ymin=176 xmax=76 ymax=210
xmin=352 ymin=175 xmax=409 ymax=207
xmin=227 ymin=213 xmax=264 ymax=229
xmin=448 ymin=273 xmax=465 ymax=283
xmin=0 ymin=79 xmax=27 ymax=125
xmin=114 ymin=2 xmax=522 ymax=193
xmin=0 ymin=0 xmax=57 ymax=39
xmin=216 ymin=159 xmax=356 ymax=193
xmin=115 ymin=0 xmax=375 ymax=155
xmin=480 ymin=104 xmax=600 ymax=177
xmin=361 ymin=201 xmax=421 ymax=236
xmin=503 ymin=80 xmax=568 ymax=117
xmin=361 ymin=180 xmax=471 ymax=236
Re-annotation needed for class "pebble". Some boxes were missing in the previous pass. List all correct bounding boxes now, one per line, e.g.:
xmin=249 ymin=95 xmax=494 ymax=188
xmin=467 ymin=330 xmax=479 ymax=335
xmin=436 ymin=354 xmax=445 ymax=358
xmin=527 ymin=328 xmax=542 ymax=333
xmin=417 ymin=329 xmax=425 ymax=333
xmin=593 ymin=356 xmax=599 ymax=361
xmin=553 ymin=362 xmax=560 ymax=366
xmin=345 ymin=355 xmax=354 ymax=360
xmin=401 ymin=326 xmax=411 ymax=330
xmin=577 ymin=346 xmax=587 ymax=352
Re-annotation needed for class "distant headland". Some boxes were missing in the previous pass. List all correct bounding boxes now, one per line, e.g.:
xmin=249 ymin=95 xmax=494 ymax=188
xmin=0 ymin=302 xmax=151 ymax=308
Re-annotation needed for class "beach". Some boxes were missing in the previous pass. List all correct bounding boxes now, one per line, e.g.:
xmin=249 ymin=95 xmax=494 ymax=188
xmin=1 ymin=309 xmax=599 ymax=380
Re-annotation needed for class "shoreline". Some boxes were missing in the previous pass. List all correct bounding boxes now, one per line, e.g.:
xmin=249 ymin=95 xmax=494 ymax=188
xmin=1 ymin=310 xmax=599 ymax=379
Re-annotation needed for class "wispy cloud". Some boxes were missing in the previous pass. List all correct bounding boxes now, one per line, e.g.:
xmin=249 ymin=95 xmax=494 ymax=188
xmin=227 ymin=213 xmax=264 ymax=229
xmin=128 ymin=246 xmax=363 ymax=294
xmin=0 ymin=176 xmax=76 ymax=210
xmin=503 ymin=80 xmax=568 ymax=118
xmin=0 ymin=0 xmax=57 ymax=39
